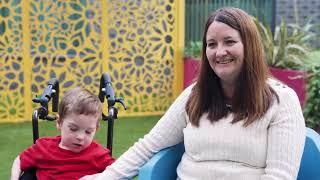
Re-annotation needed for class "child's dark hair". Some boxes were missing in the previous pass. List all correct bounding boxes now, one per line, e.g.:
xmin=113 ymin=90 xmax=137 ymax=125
xmin=58 ymin=87 xmax=102 ymax=120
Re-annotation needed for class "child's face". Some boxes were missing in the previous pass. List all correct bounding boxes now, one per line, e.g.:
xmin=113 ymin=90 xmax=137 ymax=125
xmin=57 ymin=112 xmax=99 ymax=153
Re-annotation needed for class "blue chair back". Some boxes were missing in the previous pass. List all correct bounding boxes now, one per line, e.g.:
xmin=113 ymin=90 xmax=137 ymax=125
xmin=297 ymin=128 xmax=320 ymax=180
xmin=138 ymin=143 xmax=184 ymax=180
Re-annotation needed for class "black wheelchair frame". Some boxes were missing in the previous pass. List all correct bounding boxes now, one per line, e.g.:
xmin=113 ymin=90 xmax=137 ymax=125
xmin=32 ymin=73 xmax=126 ymax=154
xmin=20 ymin=73 xmax=126 ymax=180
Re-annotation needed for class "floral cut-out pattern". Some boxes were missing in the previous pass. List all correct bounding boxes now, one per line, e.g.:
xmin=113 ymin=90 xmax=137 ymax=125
xmin=0 ymin=0 xmax=179 ymax=122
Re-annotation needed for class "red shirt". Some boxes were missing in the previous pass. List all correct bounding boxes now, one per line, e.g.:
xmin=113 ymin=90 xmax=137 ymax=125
xmin=20 ymin=136 xmax=115 ymax=180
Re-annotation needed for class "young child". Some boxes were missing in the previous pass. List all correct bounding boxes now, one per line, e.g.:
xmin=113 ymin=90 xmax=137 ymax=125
xmin=10 ymin=87 xmax=115 ymax=180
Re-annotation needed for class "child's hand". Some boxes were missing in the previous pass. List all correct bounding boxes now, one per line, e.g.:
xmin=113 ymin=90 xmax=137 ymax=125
xmin=79 ymin=173 xmax=101 ymax=180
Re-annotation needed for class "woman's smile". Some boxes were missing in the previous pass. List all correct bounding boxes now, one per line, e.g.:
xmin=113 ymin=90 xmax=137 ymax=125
xmin=216 ymin=57 xmax=235 ymax=64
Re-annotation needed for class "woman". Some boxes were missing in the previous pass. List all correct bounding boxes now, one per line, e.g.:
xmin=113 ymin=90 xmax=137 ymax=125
xmin=82 ymin=7 xmax=305 ymax=180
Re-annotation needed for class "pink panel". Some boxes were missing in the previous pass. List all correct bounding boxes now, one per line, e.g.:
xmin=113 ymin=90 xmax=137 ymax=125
xmin=269 ymin=67 xmax=306 ymax=107
xmin=184 ymin=58 xmax=200 ymax=88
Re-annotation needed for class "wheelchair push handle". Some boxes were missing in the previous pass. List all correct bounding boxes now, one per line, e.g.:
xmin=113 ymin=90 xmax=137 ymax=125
xmin=99 ymin=73 xmax=115 ymax=105
xmin=33 ymin=78 xmax=59 ymax=114
xmin=99 ymin=73 xmax=127 ymax=113
xmin=115 ymin=97 xmax=127 ymax=110
xmin=32 ymin=79 xmax=59 ymax=143
xmin=99 ymin=73 xmax=127 ymax=155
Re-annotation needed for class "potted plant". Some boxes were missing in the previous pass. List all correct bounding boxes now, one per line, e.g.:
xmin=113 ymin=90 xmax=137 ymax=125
xmin=303 ymin=51 xmax=320 ymax=132
xmin=183 ymin=41 xmax=202 ymax=88
xmin=255 ymin=18 xmax=316 ymax=107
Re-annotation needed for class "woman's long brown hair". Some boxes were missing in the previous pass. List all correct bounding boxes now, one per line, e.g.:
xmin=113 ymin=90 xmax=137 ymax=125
xmin=185 ymin=7 xmax=279 ymax=127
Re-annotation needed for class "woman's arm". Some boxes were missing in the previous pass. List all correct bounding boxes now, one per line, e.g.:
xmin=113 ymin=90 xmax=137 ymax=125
xmin=79 ymin=173 xmax=101 ymax=180
xmin=262 ymin=86 xmax=305 ymax=180
xmin=10 ymin=156 xmax=21 ymax=180
xmin=88 ymin=85 xmax=194 ymax=179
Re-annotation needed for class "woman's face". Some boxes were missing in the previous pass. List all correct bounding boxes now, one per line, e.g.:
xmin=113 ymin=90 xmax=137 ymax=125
xmin=206 ymin=21 xmax=244 ymax=85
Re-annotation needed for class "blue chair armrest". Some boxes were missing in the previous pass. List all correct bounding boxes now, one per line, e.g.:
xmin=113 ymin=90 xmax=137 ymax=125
xmin=297 ymin=127 xmax=320 ymax=180
xmin=138 ymin=143 xmax=184 ymax=180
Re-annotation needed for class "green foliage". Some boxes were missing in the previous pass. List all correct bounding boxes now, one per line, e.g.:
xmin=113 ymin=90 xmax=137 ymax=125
xmin=255 ymin=17 xmax=320 ymax=130
xmin=303 ymin=51 xmax=320 ymax=67
xmin=303 ymin=51 xmax=320 ymax=130
xmin=184 ymin=41 xmax=202 ymax=59
xmin=255 ymin=18 xmax=315 ymax=69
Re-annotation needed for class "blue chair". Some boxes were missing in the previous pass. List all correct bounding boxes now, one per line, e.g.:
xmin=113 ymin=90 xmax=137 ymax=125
xmin=138 ymin=127 xmax=320 ymax=180
xmin=297 ymin=128 xmax=320 ymax=180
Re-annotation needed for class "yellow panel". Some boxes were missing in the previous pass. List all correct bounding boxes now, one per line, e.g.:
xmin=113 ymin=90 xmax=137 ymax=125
xmin=0 ymin=0 xmax=26 ymax=122
xmin=0 ymin=0 xmax=184 ymax=123
xmin=104 ymin=0 xmax=182 ymax=115
xmin=22 ymin=0 xmax=32 ymax=122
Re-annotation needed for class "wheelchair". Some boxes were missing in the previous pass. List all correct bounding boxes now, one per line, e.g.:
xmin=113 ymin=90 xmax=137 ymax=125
xmin=19 ymin=73 xmax=126 ymax=180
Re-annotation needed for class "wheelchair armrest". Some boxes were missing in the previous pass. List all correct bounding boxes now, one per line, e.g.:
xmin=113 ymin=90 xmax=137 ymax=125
xmin=138 ymin=142 xmax=185 ymax=180
xmin=297 ymin=127 xmax=320 ymax=180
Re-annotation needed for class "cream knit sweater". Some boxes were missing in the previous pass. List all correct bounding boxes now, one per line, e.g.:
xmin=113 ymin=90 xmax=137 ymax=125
xmin=97 ymin=79 xmax=305 ymax=180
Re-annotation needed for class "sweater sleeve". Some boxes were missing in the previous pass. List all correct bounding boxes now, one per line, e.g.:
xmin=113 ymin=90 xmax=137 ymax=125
xmin=261 ymin=86 xmax=305 ymax=180
xmin=96 ymin=85 xmax=193 ymax=179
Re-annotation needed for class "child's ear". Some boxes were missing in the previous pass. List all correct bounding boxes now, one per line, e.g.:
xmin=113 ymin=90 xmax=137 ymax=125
xmin=56 ymin=114 xmax=62 ymax=131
